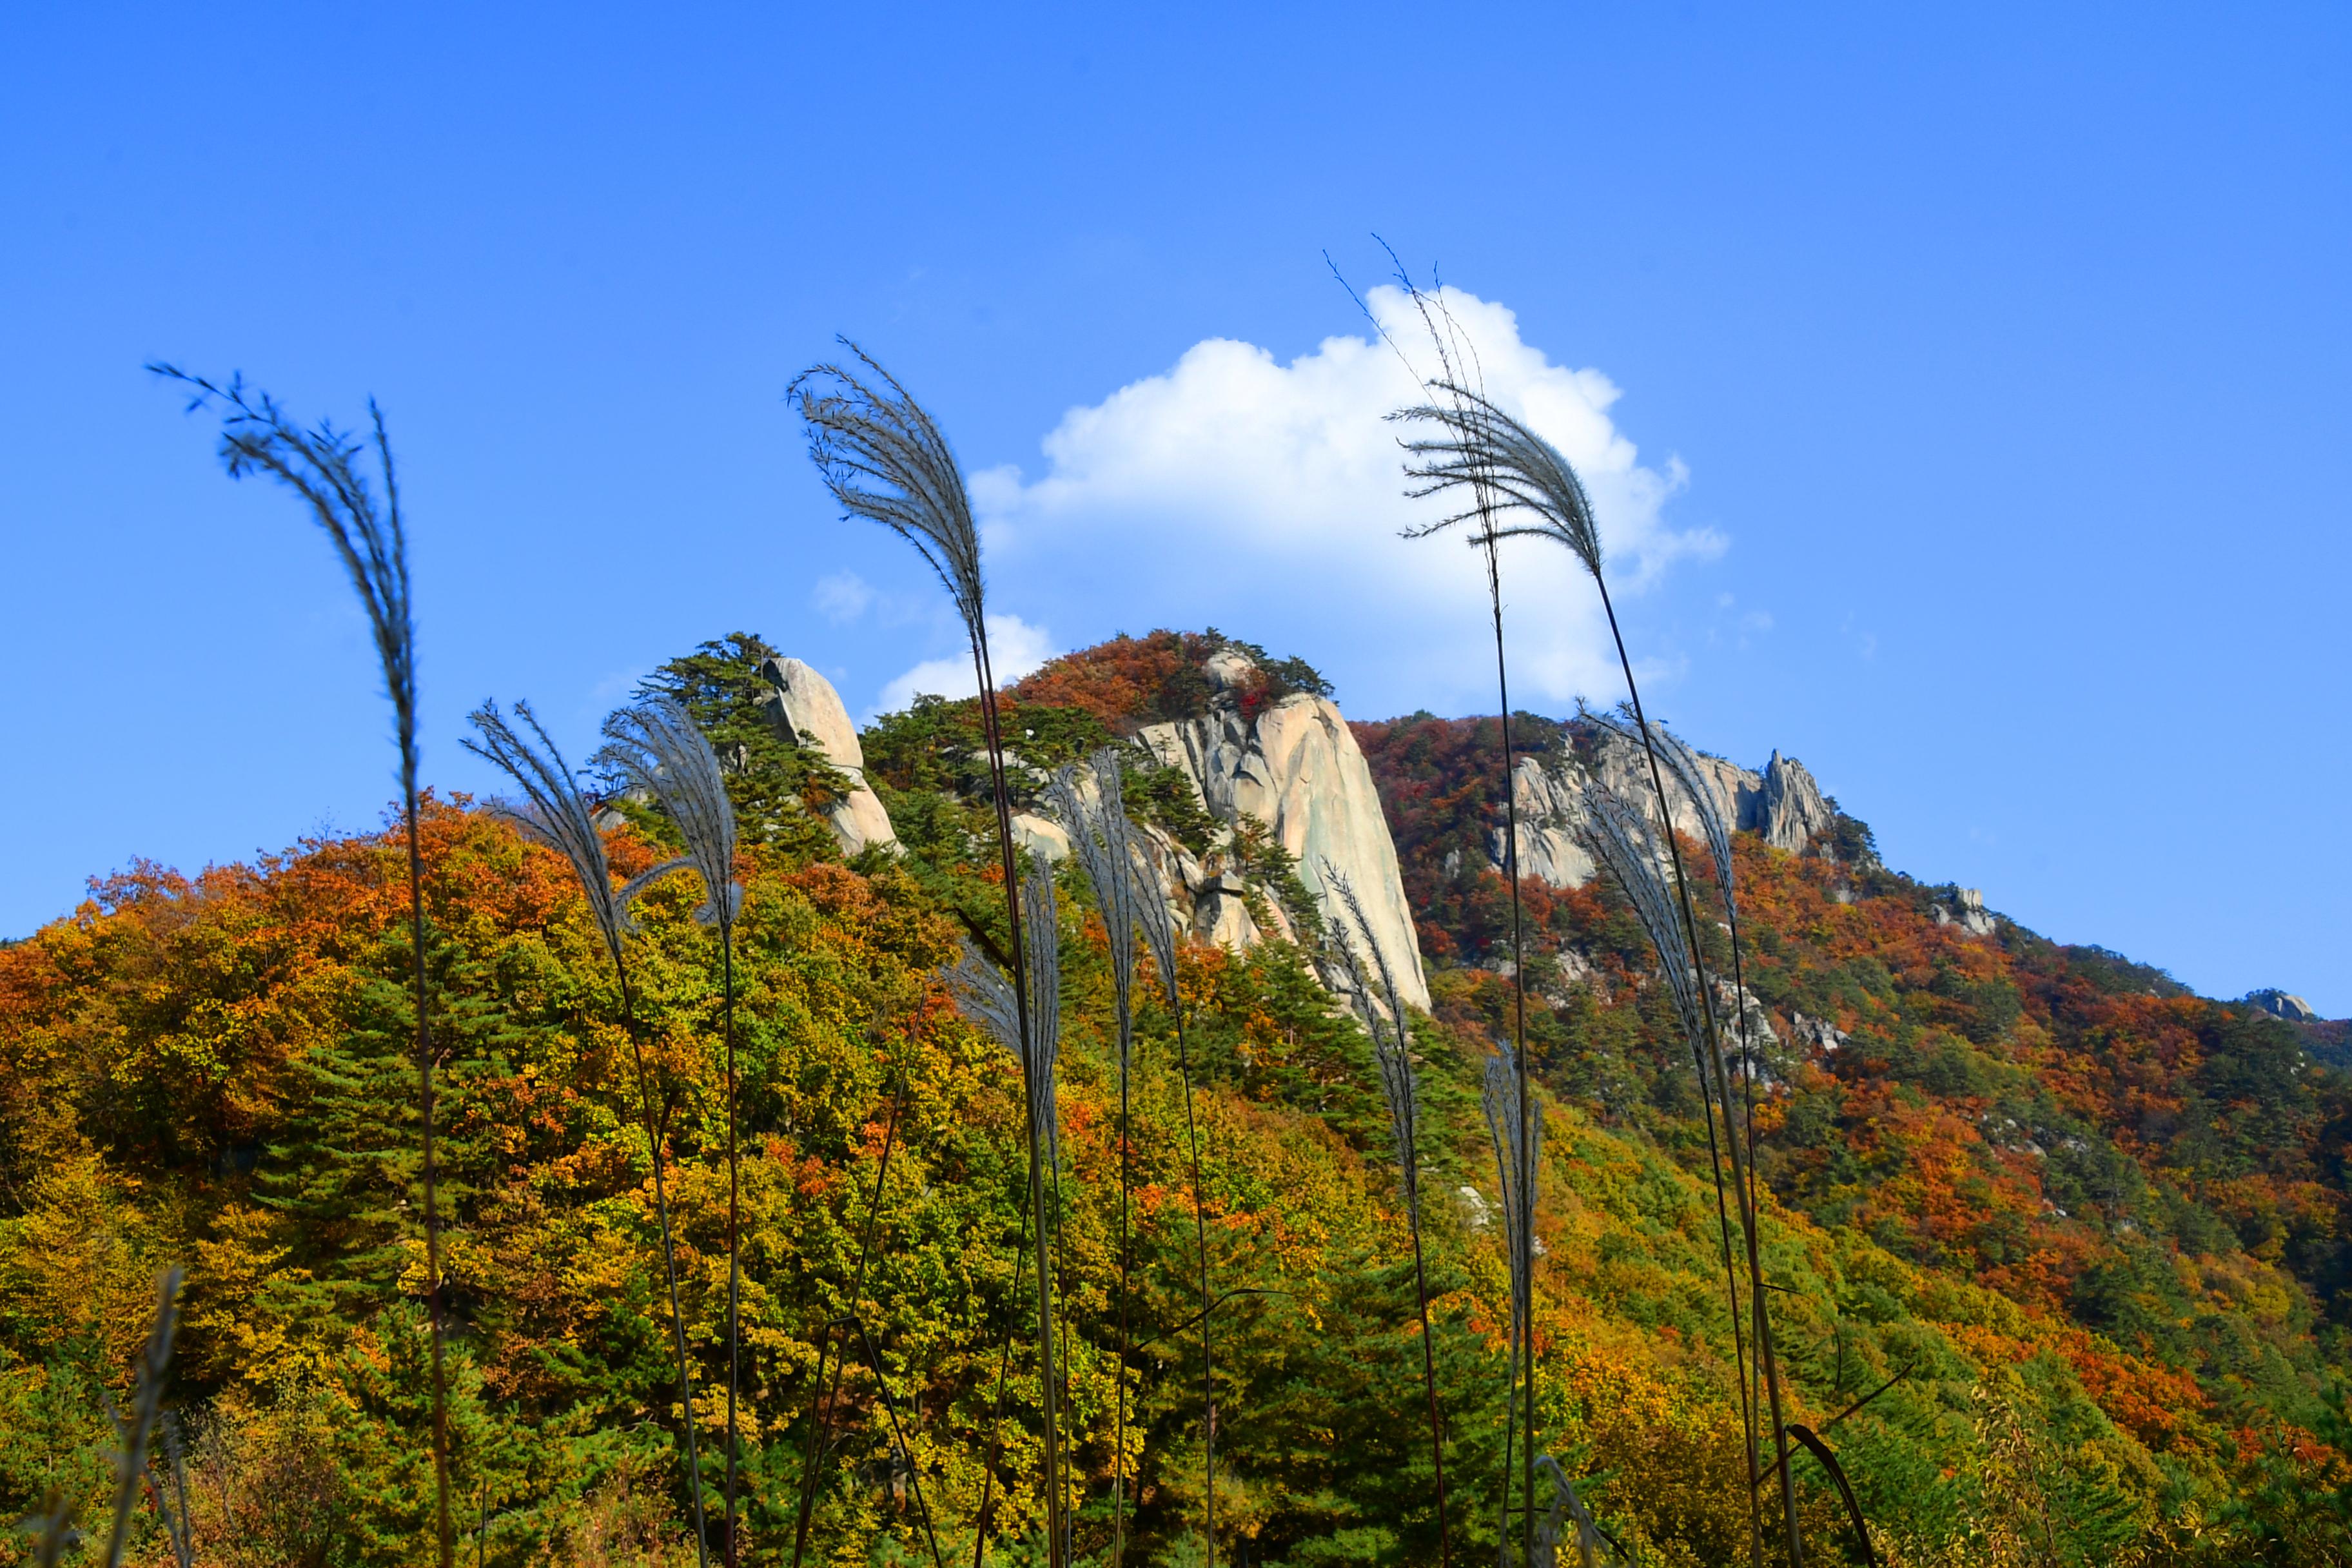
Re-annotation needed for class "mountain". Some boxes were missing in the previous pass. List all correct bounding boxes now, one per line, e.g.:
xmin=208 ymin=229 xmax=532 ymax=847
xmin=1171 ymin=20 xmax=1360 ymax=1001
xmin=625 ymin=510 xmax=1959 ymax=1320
xmin=1 ymin=627 xmax=2346 ymax=1567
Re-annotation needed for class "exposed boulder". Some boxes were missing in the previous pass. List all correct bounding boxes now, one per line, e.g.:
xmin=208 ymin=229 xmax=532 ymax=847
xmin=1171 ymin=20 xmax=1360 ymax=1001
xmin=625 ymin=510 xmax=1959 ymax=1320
xmin=1489 ymin=757 xmax=1598 ymax=889
xmin=755 ymin=655 xmax=898 ymax=858
xmin=1935 ymin=887 xmax=1997 ymax=938
xmin=1759 ymin=750 xmax=1834 ymax=853
xmin=1008 ymin=812 xmax=1070 ymax=865
xmin=1136 ymin=651 xmax=1429 ymax=1011
xmin=1478 ymin=733 xmax=1836 ymax=890
xmin=2247 ymin=988 xmax=2322 ymax=1024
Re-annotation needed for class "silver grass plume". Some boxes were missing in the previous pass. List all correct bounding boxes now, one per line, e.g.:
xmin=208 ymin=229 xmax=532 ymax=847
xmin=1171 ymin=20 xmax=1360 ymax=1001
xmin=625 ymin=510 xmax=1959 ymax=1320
xmin=1322 ymin=866 xmax=1422 ymax=1210
xmin=1579 ymin=778 xmax=1778 ymax=1562
xmin=1579 ymin=783 xmax=1709 ymax=1050
xmin=1395 ymin=349 xmax=1799 ymax=1566
xmin=594 ymin=696 xmax=741 ymax=930
xmin=1044 ymin=752 xmax=1144 ymax=1565
xmin=1371 ymin=270 xmax=1533 ymax=1568
xmin=792 ymin=343 xmax=985 ymax=640
xmin=594 ymin=694 xmax=747 ymax=1561
xmin=1585 ymin=706 xmax=1779 ymax=1547
xmin=152 ymin=366 xmax=455 ymax=1568
xmin=792 ymin=343 xmax=1063 ymax=1568
xmin=1585 ymin=705 xmax=1736 ymax=901
xmin=1324 ymin=861 xmax=1453 ymax=1554
xmin=1481 ymin=1048 xmax=1544 ymax=1418
xmin=465 ymin=700 xmax=668 ymax=960
xmin=464 ymin=700 xmax=712 ymax=1565
xmin=1019 ymin=856 xmax=1064 ymax=1181
xmin=1045 ymin=755 xmax=1139 ymax=1077
xmin=936 ymin=861 xmax=1065 ymax=1226
xmin=1130 ymin=824 xmax=1183 ymax=1015
xmin=1481 ymin=1048 xmax=1543 ymax=1337
xmin=1394 ymin=383 xmax=1602 ymax=580
xmin=939 ymin=858 xmax=1066 ymax=1554
xmin=1118 ymin=765 xmax=1220 ymax=1568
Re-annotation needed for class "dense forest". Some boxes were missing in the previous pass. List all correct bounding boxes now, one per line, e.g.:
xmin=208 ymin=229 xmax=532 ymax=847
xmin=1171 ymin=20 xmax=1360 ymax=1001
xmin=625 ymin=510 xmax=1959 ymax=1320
xmin=5 ymin=626 xmax=2346 ymax=1567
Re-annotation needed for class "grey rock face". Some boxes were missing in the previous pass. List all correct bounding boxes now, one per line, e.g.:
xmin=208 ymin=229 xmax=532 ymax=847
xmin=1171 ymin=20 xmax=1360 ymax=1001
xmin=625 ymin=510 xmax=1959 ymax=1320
xmin=1759 ymin=750 xmax=1834 ymax=853
xmin=1133 ymin=653 xmax=1429 ymax=1011
xmin=1480 ymin=733 xmax=1836 ymax=890
xmin=1935 ymin=887 xmax=1997 ymax=938
xmin=756 ymin=656 xmax=899 ymax=858
xmin=2247 ymin=988 xmax=2321 ymax=1024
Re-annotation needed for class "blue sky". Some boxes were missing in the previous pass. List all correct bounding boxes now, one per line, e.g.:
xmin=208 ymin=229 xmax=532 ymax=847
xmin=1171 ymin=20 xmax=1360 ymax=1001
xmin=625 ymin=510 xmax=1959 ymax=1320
xmin=4 ymin=3 xmax=2346 ymax=1014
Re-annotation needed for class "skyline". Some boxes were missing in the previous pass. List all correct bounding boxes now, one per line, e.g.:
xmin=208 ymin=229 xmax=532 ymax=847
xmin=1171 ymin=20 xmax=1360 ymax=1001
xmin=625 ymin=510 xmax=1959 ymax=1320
xmin=3 ymin=2 xmax=2345 ymax=1014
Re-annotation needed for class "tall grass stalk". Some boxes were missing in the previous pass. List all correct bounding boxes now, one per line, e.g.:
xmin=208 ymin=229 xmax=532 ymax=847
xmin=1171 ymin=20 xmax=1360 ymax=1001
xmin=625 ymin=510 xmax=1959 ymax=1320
xmin=793 ymin=343 xmax=1065 ymax=1568
xmin=1578 ymin=779 xmax=1759 ymax=1555
xmin=1479 ymin=1050 xmax=1543 ymax=1568
xmin=1400 ymin=384 xmax=1805 ymax=1567
xmin=1126 ymin=785 xmax=1217 ymax=1567
xmin=152 ymin=367 xmax=456 ymax=1567
xmin=1044 ymin=752 xmax=1146 ymax=1567
xmin=1359 ymin=268 xmax=1539 ymax=1563
xmin=1589 ymin=704 xmax=1774 ymax=1517
xmin=594 ymin=697 xmax=745 ymax=1563
xmin=942 ymin=856 xmax=1066 ymax=1560
xmin=464 ymin=699 xmax=712 ymax=1565
xmin=1322 ymin=865 xmax=1451 ymax=1565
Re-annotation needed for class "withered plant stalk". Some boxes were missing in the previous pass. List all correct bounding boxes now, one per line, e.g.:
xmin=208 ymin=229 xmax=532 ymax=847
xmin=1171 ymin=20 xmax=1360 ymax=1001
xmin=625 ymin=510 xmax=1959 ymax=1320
xmin=153 ymin=366 xmax=455 ymax=1568
xmin=794 ymin=342 xmax=1064 ymax=1568
xmin=464 ymin=700 xmax=712 ymax=1565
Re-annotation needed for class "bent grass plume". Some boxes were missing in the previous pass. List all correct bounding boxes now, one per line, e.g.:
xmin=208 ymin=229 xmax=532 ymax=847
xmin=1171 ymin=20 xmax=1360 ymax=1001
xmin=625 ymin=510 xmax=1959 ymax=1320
xmin=1044 ymin=752 xmax=1145 ymax=1567
xmin=1322 ymin=865 xmax=1451 ymax=1565
xmin=464 ymin=699 xmax=712 ymax=1566
xmin=1481 ymin=1049 xmax=1542 ymax=1568
xmin=1578 ymin=779 xmax=1776 ymax=1563
xmin=1587 ymin=703 xmax=1777 ymax=1519
xmin=1402 ymin=380 xmax=1805 ymax=1568
xmin=1368 ymin=267 xmax=1541 ymax=1563
xmin=792 ymin=342 xmax=1066 ymax=1568
xmin=594 ymin=696 xmax=747 ymax=1563
xmin=1126 ymin=774 xmax=1219 ymax=1567
xmin=151 ymin=366 xmax=456 ymax=1568
xmin=940 ymin=854 xmax=1068 ymax=1561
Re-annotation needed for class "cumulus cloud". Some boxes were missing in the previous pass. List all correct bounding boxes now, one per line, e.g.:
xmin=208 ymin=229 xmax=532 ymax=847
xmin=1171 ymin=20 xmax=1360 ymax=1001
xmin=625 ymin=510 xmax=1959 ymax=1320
xmin=874 ymin=613 xmax=1058 ymax=714
xmin=812 ymin=571 xmax=873 ymax=623
xmin=971 ymin=285 xmax=1718 ymax=715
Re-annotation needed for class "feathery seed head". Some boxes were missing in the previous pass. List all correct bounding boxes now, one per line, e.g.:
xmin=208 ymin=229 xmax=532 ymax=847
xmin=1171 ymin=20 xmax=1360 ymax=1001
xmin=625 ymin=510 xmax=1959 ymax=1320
xmin=1323 ymin=863 xmax=1423 ymax=1208
xmin=1482 ymin=1045 xmax=1545 ymax=1357
xmin=1391 ymin=382 xmax=1602 ymax=579
xmin=1579 ymin=779 xmax=1709 ymax=1052
xmin=790 ymin=342 xmax=986 ymax=646
xmin=594 ymin=697 xmax=741 ymax=930
xmin=1587 ymin=703 xmax=1737 ymax=901
xmin=1046 ymin=750 xmax=1142 ymax=1066
xmin=940 ymin=855 xmax=1065 ymax=1168
xmin=152 ymin=367 xmax=420 ymax=795
xmin=464 ymin=700 xmax=651 ymax=962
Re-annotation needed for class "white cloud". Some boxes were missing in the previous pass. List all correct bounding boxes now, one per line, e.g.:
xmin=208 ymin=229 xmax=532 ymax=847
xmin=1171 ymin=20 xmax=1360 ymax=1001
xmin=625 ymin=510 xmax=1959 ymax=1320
xmin=813 ymin=571 xmax=873 ymax=623
xmin=874 ymin=613 xmax=1058 ymax=714
xmin=970 ymin=285 xmax=1720 ymax=715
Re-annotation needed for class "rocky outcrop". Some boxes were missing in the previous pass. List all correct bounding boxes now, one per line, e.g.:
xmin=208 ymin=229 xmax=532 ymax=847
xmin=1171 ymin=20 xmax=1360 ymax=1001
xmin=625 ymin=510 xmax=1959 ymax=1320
xmin=1482 ymin=733 xmax=1837 ymax=891
xmin=2247 ymin=988 xmax=2321 ymax=1024
xmin=755 ymin=656 xmax=897 ymax=858
xmin=1759 ymin=750 xmax=1834 ymax=852
xmin=1935 ymin=887 xmax=1997 ymax=938
xmin=1135 ymin=652 xmax=1430 ymax=1011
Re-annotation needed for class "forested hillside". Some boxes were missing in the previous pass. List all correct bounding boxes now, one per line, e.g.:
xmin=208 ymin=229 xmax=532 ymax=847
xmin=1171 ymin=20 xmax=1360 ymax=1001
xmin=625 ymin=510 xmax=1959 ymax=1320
xmin=3 ymin=631 xmax=2346 ymax=1567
